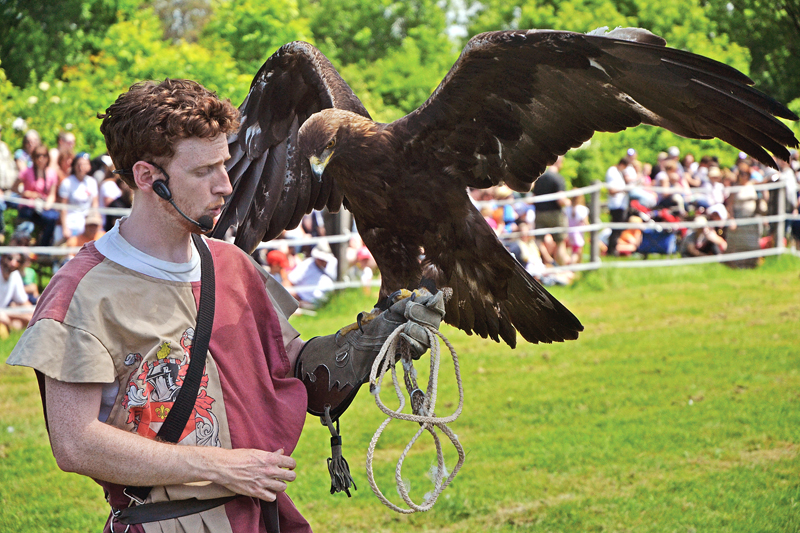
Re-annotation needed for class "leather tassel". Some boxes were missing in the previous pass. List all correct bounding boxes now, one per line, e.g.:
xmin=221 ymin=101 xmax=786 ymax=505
xmin=324 ymin=406 xmax=356 ymax=496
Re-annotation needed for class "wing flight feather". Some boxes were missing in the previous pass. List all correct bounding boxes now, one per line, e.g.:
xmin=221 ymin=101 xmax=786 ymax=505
xmin=212 ymin=41 xmax=370 ymax=250
xmin=394 ymin=29 xmax=798 ymax=192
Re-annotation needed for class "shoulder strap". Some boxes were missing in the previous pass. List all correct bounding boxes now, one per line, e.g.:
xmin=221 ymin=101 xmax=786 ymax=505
xmin=156 ymin=234 xmax=216 ymax=443
xmin=125 ymin=234 xmax=216 ymax=504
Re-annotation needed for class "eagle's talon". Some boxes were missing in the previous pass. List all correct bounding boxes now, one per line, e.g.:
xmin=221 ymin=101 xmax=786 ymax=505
xmin=338 ymin=308 xmax=382 ymax=336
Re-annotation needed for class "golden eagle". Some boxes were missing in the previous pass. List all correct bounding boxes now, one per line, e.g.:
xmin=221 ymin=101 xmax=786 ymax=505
xmin=212 ymin=28 xmax=798 ymax=347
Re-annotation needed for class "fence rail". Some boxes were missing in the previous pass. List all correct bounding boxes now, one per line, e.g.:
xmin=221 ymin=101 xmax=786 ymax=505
xmin=0 ymin=178 xmax=797 ymax=313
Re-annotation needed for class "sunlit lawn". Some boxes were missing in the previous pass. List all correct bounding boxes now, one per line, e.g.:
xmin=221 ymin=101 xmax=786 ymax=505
xmin=1 ymin=256 xmax=798 ymax=532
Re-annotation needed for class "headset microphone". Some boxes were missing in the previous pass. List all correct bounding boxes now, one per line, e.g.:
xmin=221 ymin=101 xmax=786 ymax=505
xmin=152 ymin=178 xmax=214 ymax=233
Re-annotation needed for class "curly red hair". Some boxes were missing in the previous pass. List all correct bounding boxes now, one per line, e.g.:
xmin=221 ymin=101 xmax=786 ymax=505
xmin=98 ymin=79 xmax=239 ymax=188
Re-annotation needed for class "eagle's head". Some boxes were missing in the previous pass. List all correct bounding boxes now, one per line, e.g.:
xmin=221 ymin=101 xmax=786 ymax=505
xmin=298 ymin=108 xmax=376 ymax=178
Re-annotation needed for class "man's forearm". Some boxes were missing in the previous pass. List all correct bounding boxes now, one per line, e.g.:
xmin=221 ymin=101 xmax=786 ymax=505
xmin=45 ymin=376 xmax=296 ymax=501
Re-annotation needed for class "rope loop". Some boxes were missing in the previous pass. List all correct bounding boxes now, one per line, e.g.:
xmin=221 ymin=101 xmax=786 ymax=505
xmin=365 ymin=324 xmax=465 ymax=513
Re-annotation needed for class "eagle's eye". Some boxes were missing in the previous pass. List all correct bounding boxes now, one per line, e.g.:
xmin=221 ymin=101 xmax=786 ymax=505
xmin=326 ymin=138 xmax=336 ymax=150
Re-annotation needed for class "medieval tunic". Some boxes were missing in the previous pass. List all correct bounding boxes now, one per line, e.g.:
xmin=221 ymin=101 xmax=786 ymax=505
xmin=7 ymin=232 xmax=311 ymax=533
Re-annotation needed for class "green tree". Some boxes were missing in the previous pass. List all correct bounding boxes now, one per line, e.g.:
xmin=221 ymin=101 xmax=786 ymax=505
xmin=300 ymin=0 xmax=450 ymax=65
xmin=0 ymin=0 xmax=139 ymax=88
xmin=705 ymin=0 xmax=800 ymax=105
xmin=154 ymin=0 xmax=213 ymax=42
xmin=0 ymin=6 xmax=249 ymax=155
xmin=201 ymin=0 xmax=313 ymax=76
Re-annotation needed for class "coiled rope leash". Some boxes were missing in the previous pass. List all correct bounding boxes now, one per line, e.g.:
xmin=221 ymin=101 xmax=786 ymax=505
xmin=366 ymin=324 xmax=465 ymax=513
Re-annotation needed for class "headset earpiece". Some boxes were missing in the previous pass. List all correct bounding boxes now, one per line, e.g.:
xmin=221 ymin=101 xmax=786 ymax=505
xmin=152 ymin=179 xmax=172 ymax=201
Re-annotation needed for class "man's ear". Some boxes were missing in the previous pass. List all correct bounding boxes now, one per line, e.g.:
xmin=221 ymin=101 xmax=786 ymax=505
xmin=132 ymin=161 xmax=159 ymax=192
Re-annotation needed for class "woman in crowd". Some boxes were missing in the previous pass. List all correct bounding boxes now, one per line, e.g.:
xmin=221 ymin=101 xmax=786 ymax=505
xmin=58 ymin=151 xmax=99 ymax=242
xmin=564 ymin=194 xmax=589 ymax=263
xmin=13 ymin=144 xmax=59 ymax=246
xmin=725 ymin=162 xmax=760 ymax=267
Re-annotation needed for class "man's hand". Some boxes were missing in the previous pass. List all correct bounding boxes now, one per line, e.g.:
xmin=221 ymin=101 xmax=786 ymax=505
xmin=206 ymin=447 xmax=296 ymax=502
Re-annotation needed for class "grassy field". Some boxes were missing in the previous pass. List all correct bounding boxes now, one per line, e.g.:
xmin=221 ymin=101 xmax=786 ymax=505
xmin=1 ymin=256 xmax=798 ymax=532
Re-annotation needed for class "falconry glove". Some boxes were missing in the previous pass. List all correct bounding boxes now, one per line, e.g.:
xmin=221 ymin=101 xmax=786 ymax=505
xmin=296 ymin=288 xmax=446 ymax=421
xmin=294 ymin=288 xmax=445 ymax=497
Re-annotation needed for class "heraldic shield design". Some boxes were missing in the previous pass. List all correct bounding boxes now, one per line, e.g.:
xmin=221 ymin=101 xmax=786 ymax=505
xmin=122 ymin=327 xmax=221 ymax=447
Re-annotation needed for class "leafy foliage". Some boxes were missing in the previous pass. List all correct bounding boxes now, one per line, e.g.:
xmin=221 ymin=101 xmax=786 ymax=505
xmin=0 ymin=0 xmax=794 ymax=173
xmin=0 ymin=0 xmax=138 ymax=88
xmin=202 ymin=0 xmax=313 ymax=76
xmin=705 ymin=0 xmax=800 ymax=106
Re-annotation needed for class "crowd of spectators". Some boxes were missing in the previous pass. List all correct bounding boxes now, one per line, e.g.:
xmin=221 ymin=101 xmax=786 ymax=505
xmin=0 ymin=127 xmax=130 ymax=335
xmin=2 ymin=124 xmax=798 ymax=318
xmin=252 ymin=231 xmax=377 ymax=310
xmin=472 ymin=146 xmax=800 ymax=284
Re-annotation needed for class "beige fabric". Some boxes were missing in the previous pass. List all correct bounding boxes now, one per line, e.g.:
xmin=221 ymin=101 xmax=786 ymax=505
xmin=8 ymin=320 xmax=116 ymax=383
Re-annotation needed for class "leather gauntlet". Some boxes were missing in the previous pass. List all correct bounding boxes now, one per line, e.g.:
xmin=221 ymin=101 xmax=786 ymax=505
xmin=295 ymin=289 xmax=445 ymax=420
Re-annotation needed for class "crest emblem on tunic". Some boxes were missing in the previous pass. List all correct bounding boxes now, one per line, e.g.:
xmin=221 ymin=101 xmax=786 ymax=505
xmin=121 ymin=328 xmax=220 ymax=447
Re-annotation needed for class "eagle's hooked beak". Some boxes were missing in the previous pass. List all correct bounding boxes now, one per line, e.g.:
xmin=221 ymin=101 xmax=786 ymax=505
xmin=309 ymin=148 xmax=334 ymax=179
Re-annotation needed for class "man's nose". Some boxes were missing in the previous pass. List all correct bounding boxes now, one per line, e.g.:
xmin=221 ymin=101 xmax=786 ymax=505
xmin=215 ymin=166 xmax=233 ymax=196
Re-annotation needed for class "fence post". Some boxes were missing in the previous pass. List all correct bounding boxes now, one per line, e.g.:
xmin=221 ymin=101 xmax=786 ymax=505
xmin=777 ymin=178 xmax=786 ymax=251
xmin=590 ymin=181 xmax=601 ymax=264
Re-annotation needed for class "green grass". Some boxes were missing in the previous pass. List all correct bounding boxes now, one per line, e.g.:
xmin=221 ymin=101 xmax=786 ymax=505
xmin=2 ymin=256 xmax=799 ymax=532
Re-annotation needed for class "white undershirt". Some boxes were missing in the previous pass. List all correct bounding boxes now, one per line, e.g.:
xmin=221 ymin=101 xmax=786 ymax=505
xmin=94 ymin=218 xmax=202 ymax=282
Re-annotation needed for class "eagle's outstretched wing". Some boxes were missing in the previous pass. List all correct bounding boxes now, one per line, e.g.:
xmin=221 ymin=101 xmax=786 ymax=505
xmin=393 ymin=28 xmax=798 ymax=191
xmin=212 ymin=41 xmax=370 ymax=251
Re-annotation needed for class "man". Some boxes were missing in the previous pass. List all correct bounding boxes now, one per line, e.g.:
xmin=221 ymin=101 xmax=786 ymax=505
xmin=7 ymin=79 xmax=443 ymax=532
xmin=0 ymin=252 xmax=32 ymax=337
xmin=605 ymin=157 xmax=630 ymax=256
xmin=531 ymin=156 xmax=571 ymax=265
xmin=288 ymin=241 xmax=336 ymax=306
xmin=48 ymin=130 xmax=76 ymax=174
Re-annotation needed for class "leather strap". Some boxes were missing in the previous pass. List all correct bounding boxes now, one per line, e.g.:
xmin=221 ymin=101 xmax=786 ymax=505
xmin=124 ymin=234 xmax=216 ymax=505
xmin=115 ymin=496 xmax=236 ymax=526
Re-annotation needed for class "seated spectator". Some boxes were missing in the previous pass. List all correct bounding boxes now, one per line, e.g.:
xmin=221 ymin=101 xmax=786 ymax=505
xmin=13 ymin=144 xmax=59 ymax=246
xmin=55 ymin=150 xmax=74 ymax=184
xmin=514 ymin=222 xmax=573 ymax=286
xmin=288 ymin=240 xmax=337 ymax=307
xmin=65 ymin=210 xmax=105 ymax=248
xmin=347 ymin=247 xmax=376 ymax=294
xmin=9 ymin=224 xmax=39 ymax=304
xmin=58 ymin=152 xmax=99 ymax=242
xmin=104 ymin=177 xmax=133 ymax=232
xmin=681 ymin=216 xmax=727 ymax=257
xmin=98 ymin=160 xmax=122 ymax=227
xmin=0 ymin=252 xmax=33 ymax=338
xmin=615 ymin=215 xmax=644 ymax=255
xmin=265 ymin=249 xmax=290 ymax=285
xmin=696 ymin=165 xmax=725 ymax=210
xmin=654 ymin=160 xmax=689 ymax=216
xmin=19 ymin=253 xmax=39 ymax=305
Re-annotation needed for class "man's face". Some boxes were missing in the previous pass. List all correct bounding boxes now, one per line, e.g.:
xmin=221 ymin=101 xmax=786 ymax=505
xmin=160 ymin=134 xmax=232 ymax=231
xmin=1 ymin=254 xmax=21 ymax=278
